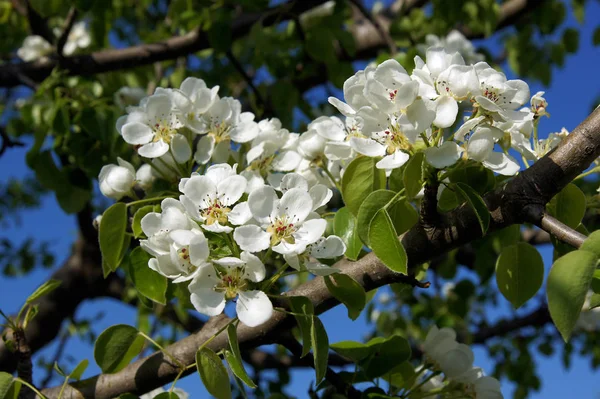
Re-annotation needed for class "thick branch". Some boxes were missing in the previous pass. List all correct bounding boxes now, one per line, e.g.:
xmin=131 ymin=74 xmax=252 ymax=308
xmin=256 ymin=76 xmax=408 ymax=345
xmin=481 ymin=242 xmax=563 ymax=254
xmin=42 ymin=108 xmax=600 ymax=399
xmin=0 ymin=0 xmax=329 ymax=88
xmin=0 ymin=238 xmax=123 ymax=372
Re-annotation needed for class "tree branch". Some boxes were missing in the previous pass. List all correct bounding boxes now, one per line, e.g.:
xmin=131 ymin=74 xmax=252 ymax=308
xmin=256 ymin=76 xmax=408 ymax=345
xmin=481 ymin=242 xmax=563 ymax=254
xmin=22 ymin=0 xmax=54 ymax=44
xmin=0 ymin=0 xmax=330 ymax=88
xmin=41 ymin=108 xmax=600 ymax=399
xmin=537 ymin=212 xmax=587 ymax=248
xmin=348 ymin=0 xmax=397 ymax=55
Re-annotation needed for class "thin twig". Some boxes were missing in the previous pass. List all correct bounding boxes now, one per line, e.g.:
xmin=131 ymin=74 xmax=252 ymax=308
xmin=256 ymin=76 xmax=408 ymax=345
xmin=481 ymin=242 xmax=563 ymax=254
xmin=0 ymin=126 xmax=25 ymax=157
xmin=348 ymin=0 xmax=397 ymax=55
xmin=56 ymin=7 xmax=79 ymax=57
xmin=24 ymin=0 xmax=54 ymax=43
xmin=538 ymin=212 xmax=587 ymax=249
xmin=279 ymin=335 xmax=361 ymax=399
xmin=14 ymin=329 xmax=35 ymax=399
xmin=40 ymin=332 xmax=69 ymax=388
xmin=225 ymin=50 xmax=270 ymax=117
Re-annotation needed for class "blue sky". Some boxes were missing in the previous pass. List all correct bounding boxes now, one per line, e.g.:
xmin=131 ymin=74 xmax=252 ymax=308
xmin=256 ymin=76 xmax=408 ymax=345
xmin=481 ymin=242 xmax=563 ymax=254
xmin=1 ymin=0 xmax=600 ymax=397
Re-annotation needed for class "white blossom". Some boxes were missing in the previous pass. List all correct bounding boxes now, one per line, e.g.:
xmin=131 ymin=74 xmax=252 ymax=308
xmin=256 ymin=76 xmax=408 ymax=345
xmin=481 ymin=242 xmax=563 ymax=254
xmin=98 ymin=157 xmax=135 ymax=199
xmin=17 ymin=35 xmax=53 ymax=62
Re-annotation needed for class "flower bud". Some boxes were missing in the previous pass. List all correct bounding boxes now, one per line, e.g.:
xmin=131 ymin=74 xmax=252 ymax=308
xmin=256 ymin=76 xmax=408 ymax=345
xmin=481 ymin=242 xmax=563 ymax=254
xmin=98 ymin=157 xmax=136 ymax=199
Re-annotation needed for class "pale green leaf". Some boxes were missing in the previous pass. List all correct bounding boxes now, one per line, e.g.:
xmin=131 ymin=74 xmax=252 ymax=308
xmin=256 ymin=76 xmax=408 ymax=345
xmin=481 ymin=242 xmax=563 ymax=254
xmin=127 ymin=247 xmax=168 ymax=305
xmin=99 ymin=202 xmax=128 ymax=273
xmin=368 ymin=209 xmax=407 ymax=274
xmin=333 ymin=207 xmax=362 ymax=260
xmin=225 ymin=324 xmax=256 ymax=388
xmin=324 ymin=273 xmax=366 ymax=320
xmin=341 ymin=156 xmax=386 ymax=216
xmin=196 ymin=347 xmax=231 ymax=399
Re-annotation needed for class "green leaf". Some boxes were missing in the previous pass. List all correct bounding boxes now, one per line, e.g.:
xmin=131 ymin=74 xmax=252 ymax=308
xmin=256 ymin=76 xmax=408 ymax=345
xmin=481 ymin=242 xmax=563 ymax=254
xmin=132 ymin=206 xmax=155 ymax=238
xmin=581 ymin=230 xmax=600 ymax=258
xmin=563 ymin=28 xmax=579 ymax=53
xmin=495 ymin=243 xmax=544 ymax=308
xmin=590 ymin=293 xmax=600 ymax=310
xmin=547 ymin=250 xmax=598 ymax=341
xmin=288 ymin=296 xmax=314 ymax=357
xmin=70 ymin=359 xmax=89 ymax=381
xmin=324 ymin=274 xmax=366 ymax=320
xmin=357 ymin=190 xmax=418 ymax=247
xmin=311 ymin=316 xmax=329 ymax=385
xmin=26 ymin=279 xmax=61 ymax=304
xmin=330 ymin=341 xmax=372 ymax=363
xmin=363 ymin=335 xmax=411 ymax=379
xmin=403 ymin=152 xmax=424 ymax=200
xmin=196 ymin=347 xmax=232 ymax=399
xmin=207 ymin=18 xmax=232 ymax=53
xmin=547 ymin=184 xmax=586 ymax=229
xmin=154 ymin=393 xmax=180 ymax=399
xmin=592 ymin=270 xmax=600 ymax=294
xmin=0 ymin=372 xmax=14 ymax=399
xmin=73 ymin=0 xmax=96 ymax=12
xmin=454 ymin=182 xmax=490 ymax=234
xmin=225 ymin=324 xmax=256 ymax=388
xmin=341 ymin=156 xmax=386 ymax=216
xmin=333 ymin=207 xmax=362 ymax=260
xmin=305 ymin=26 xmax=336 ymax=65
xmin=127 ymin=247 xmax=168 ymax=305
xmin=368 ymin=209 xmax=407 ymax=274
xmin=99 ymin=202 xmax=128 ymax=273
xmin=594 ymin=27 xmax=600 ymax=46
xmin=94 ymin=324 xmax=144 ymax=373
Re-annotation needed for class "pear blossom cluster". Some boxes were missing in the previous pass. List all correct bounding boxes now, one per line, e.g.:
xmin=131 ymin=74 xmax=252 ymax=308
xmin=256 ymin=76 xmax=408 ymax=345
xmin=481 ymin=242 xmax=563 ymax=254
xmin=17 ymin=22 xmax=91 ymax=62
xmin=97 ymin=41 xmax=549 ymax=381
xmin=328 ymin=46 xmax=551 ymax=176
xmin=421 ymin=326 xmax=503 ymax=398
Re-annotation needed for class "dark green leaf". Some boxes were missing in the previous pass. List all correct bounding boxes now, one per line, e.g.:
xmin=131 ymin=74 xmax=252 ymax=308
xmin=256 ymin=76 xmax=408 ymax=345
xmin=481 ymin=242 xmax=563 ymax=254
xmin=563 ymin=28 xmax=579 ymax=53
xmin=547 ymin=184 xmax=586 ymax=229
xmin=547 ymin=250 xmax=598 ymax=341
xmin=94 ymin=325 xmax=144 ymax=373
xmin=99 ymin=203 xmax=128 ymax=274
xmin=333 ymin=207 xmax=362 ymax=260
xmin=0 ymin=372 xmax=14 ymax=399
xmin=127 ymin=247 xmax=168 ymax=305
xmin=341 ymin=156 xmax=386 ymax=216
xmin=454 ymin=182 xmax=490 ymax=234
xmin=132 ymin=206 xmax=154 ymax=238
xmin=403 ymin=152 xmax=424 ymax=200
xmin=26 ymin=279 xmax=61 ymax=304
xmin=70 ymin=359 xmax=89 ymax=381
xmin=288 ymin=296 xmax=314 ymax=357
xmin=363 ymin=335 xmax=411 ymax=379
xmin=225 ymin=324 xmax=256 ymax=388
xmin=495 ymin=243 xmax=544 ymax=308
xmin=311 ymin=316 xmax=329 ymax=384
xmin=368 ymin=209 xmax=407 ymax=274
xmin=594 ymin=27 xmax=600 ymax=46
xmin=324 ymin=273 xmax=366 ymax=320
xmin=196 ymin=347 xmax=231 ymax=399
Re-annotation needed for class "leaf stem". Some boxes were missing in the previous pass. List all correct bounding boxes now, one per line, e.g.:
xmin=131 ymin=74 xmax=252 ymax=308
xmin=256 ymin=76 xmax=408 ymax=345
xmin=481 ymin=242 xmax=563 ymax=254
xmin=138 ymin=332 xmax=184 ymax=369
xmin=126 ymin=195 xmax=174 ymax=208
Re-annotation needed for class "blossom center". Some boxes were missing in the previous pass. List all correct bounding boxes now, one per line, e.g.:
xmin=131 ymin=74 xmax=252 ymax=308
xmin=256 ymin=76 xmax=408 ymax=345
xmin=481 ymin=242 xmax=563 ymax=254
xmin=267 ymin=216 xmax=296 ymax=246
xmin=152 ymin=120 xmax=177 ymax=144
xmin=215 ymin=268 xmax=248 ymax=300
xmin=208 ymin=121 xmax=232 ymax=143
xmin=388 ymin=88 xmax=398 ymax=101
xmin=201 ymin=199 xmax=231 ymax=225
xmin=480 ymin=84 xmax=501 ymax=103
xmin=382 ymin=126 xmax=412 ymax=154
xmin=177 ymin=247 xmax=197 ymax=275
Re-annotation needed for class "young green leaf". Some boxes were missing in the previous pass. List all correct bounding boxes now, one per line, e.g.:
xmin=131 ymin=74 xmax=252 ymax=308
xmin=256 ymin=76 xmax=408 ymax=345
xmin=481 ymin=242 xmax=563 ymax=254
xmin=25 ymin=279 xmax=61 ymax=304
xmin=402 ymin=152 xmax=424 ymax=200
xmin=70 ymin=359 xmax=89 ymax=381
xmin=310 ymin=316 xmax=329 ymax=384
xmin=333 ymin=207 xmax=362 ymax=260
xmin=547 ymin=250 xmax=598 ymax=342
xmin=363 ymin=335 xmax=411 ymax=379
xmin=94 ymin=324 xmax=144 ymax=373
xmin=357 ymin=190 xmax=395 ymax=246
xmin=580 ymin=230 xmax=600 ymax=258
xmin=0 ymin=372 xmax=14 ymax=399
xmin=196 ymin=347 xmax=232 ymax=399
xmin=132 ymin=205 xmax=155 ymax=238
xmin=341 ymin=156 xmax=386 ymax=216
xmin=99 ymin=202 xmax=128 ymax=273
xmin=368 ymin=209 xmax=408 ymax=274
xmin=496 ymin=243 xmax=544 ymax=309
xmin=127 ymin=247 xmax=168 ymax=305
xmin=154 ymin=392 xmax=180 ymax=399
xmin=454 ymin=182 xmax=490 ymax=234
xmin=330 ymin=340 xmax=371 ymax=363
xmin=547 ymin=183 xmax=586 ymax=229
xmin=324 ymin=274 xmax=366 ymax=320
xmin=225 ymin=324 xmax=257 ymax=388
xmin=288 ymin=296 xmax=314 ymax=357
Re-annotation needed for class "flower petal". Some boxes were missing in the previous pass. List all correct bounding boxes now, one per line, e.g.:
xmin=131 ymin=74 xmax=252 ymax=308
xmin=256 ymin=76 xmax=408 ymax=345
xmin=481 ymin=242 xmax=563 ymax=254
xmin=138 ymin=141 xmax=170 ymax=158
xmin=229 ymin=202 xmax=253 ymax=225
xmin=171 ymin=134 xmax=192 ymax=163
xmin=424 ymin=142 xmax=463 ymax=169
xmin=433 ymin=96 xmax=458 ymax=128
xmin=241 ymin=251 xmax=266 ymax=282
xmin=236 ymin=290 xmax=273 ymax=327
xmin=278 ymin=188 xmax=313 ymax=224
xmin=217 ymin=175 xmax=247 ymax=206
xmin=122 ymin=122 xmax=154 ymax=145
xmin=233 ymin=225 xmax=271 ymax=252
xmin=248 ymin=185 xmax=278 ymax=223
